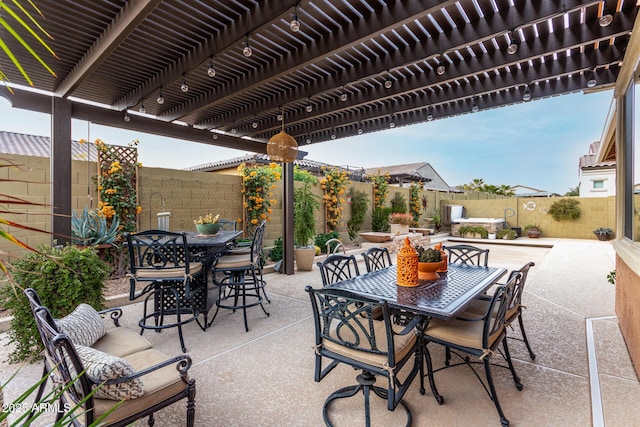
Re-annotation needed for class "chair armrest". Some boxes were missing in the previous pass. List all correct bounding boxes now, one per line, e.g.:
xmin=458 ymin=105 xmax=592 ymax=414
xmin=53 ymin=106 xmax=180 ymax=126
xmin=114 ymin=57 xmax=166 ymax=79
xmin=103 ymin=354 xmax=193 ymax=385
xmin=395 ymin=315 xmax=423 ymax=335
xmin=98 ymin=307 xmax=123 ymax=327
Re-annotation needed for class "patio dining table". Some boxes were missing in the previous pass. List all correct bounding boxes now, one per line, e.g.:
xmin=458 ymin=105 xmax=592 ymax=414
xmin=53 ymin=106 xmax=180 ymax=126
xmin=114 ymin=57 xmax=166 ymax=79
xmin=328 ymin=263 xmax=507 ymax=320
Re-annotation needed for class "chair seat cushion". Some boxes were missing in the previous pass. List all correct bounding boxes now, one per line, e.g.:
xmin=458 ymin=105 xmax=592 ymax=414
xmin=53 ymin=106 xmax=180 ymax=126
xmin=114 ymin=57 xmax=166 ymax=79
xmin=323 ymin=320 xmax=416 ymax=368
xmin=215 ymin=254 xmax=254 ymax=269
xmin=92 ymin=327 xmax=153 ymax=358
xmin=74 ymin=345 xmax=144 ymax=400
xmin=94 ymin=348 xmax=189 ymax=424
xmin=463 ymin=298 xmax=519 ymax=322
xmin=56 ymin=304 xmax=106 ymax=347
xmin=134 ymin=263 xmax=203 ymax=279
xmin=425 ymin=318 xmax=503 ymax=351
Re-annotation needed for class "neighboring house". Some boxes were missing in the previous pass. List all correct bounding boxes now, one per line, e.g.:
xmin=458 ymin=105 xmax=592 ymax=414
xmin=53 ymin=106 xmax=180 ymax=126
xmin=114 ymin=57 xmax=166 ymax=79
xmin=0 ymin=131 xmax=97 ymax=160
xmin=363 ymin=162 xmax=459 ymax=192
xmin=509 ymin=185 xmax=555 ymax=197
xmin=579 ymin=141 xmax=616 ymax=197
xmin=187 ymin=153 xmax=362 ymax=179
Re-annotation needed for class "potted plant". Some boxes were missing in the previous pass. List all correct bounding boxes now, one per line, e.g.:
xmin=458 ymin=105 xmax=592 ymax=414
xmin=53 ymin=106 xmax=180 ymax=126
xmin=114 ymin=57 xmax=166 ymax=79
xmin=524 ymin=224 xmax=541 ymax=238
xmin=194 ymin=213 xmax=220 ymax=235
xmin=414 ymin=245 xmax=443 ymax=280
xmin=389 ymin=213 xmax=413 ymax=235
xmin=431 ymin=208 xmax=442 ymax=232
xmin=593 ymin=227 xmax=614 ymax=241
xmin=459 ymin=225 xmax=488 ymax=239
xmin=497 ymin=228 xmax=517 ymax=240
xmin=293 ymin=182 xmax=320 ymax=271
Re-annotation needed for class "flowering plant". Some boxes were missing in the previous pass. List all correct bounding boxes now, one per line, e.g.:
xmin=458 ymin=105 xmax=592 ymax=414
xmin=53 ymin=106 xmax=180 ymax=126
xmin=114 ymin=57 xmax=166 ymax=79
xmin=369 ymin=170 xmax=390 ymax=209
xmin=88 ymin=138 xmax=141 ymax=234
xmin=320 ymin=167 xmax=348 ymax=232
xmin=409 ymin=183 xmax=422 ymax=224
xmin=389 ymin=213 xmax=413 ymax=225
xmin=194 ymin=213 xmax=219 ymax=225
xmin=239 ymin=162 xmax=280 ymax=236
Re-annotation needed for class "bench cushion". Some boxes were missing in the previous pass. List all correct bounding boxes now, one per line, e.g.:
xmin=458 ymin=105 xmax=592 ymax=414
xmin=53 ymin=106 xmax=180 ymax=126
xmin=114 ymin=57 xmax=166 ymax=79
xmin=74 ymin=345 xmax=144 ymax=400
xmin=56 ymin=304 xmax=106 ymax=347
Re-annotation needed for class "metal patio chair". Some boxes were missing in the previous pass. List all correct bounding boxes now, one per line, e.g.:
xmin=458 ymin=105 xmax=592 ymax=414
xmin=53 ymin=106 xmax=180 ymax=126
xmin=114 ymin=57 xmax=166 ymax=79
xmin=443 ymin=244 xmax=490 ymax=266
xmin=361 ymin=246 xmax=393 ymax=273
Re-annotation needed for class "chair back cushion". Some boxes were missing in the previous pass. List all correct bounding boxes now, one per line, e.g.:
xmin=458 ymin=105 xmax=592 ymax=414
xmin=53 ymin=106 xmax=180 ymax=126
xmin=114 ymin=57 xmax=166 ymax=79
xmin=56 ymin=303 xmax=106 ymax=347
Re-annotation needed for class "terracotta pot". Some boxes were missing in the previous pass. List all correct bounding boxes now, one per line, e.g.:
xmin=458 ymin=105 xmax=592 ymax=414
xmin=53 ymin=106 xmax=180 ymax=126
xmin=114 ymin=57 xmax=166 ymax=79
xmin=527 ymin=229 xmax=541 ymax=238
xmin=436 ymin=254 xmax=448 ymax=273
xmin=418 ymin=261 xmax=444 ymax=280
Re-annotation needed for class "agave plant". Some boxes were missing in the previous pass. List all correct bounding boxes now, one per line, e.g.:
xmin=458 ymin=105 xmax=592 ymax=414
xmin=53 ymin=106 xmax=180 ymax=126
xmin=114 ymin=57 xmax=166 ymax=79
xmin=71 ymin=208 xmax=120 ymax=246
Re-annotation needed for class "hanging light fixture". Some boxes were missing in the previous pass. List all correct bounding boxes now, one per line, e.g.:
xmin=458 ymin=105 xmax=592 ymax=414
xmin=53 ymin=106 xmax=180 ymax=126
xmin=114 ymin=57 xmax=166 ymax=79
xmin=123 ymin=112 xmax=131 ymax=122
xmin=506 ymin=31 xmax=518 ymax=55
xmin=384 ymin=70 xmax=393 ymax=88
xmin=427 ymin=107 xmax=434 ymax=121
xmin=212 ymin=133 xmax=218 ymax=140
xmin=357 ymin=123 xmax=363 ymax=135
xmin=523 ymin=85 xmax=532 ymax=102
xmin=331 ymin=130 xmax=337 ymax=140
xmin=586 ymin=69 xmax=597 ymax=88
xmin=290 ymin=6 xmax=301 ymax=32
xmin=471 ymin=102 xmax=479 ymax=113
xmin=277 ymin=107 xmax=283 ymax=121
xmin=389 ymin=115 xmax=396 ymax=128
xmin=243 ymin=37 xmax=253 ymax=57
xmin=599 ymin=11 xmax=614 ymax=27
xmin=436 ymin=60 xmax=446 ymax=75
xmin=267 ymin=111 xmax=299 ymax=162
xmin=180 ymin=74 xmax=189 ymax=92
xmin=305 ymin=135 xmax=312 ymax=144
xmin=305 ymin=98 xmax=313 ymax=113
xmin=340 ymin=86 xmax=348 ymax=102
xmin=156 ymin=88 xmax=165 ymax=104
xmin=207 ymin=57 xmax=216 ymax=77
xmin=139 ymin=102 xmax=146 ymax=114
xmin=251 ymin=118 xmax=259 ymax=129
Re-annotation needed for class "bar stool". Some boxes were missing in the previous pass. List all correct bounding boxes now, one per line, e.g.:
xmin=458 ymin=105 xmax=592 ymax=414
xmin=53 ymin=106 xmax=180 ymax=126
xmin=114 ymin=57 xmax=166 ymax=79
xmin=208 ymin=220 xmax=269 ymax=331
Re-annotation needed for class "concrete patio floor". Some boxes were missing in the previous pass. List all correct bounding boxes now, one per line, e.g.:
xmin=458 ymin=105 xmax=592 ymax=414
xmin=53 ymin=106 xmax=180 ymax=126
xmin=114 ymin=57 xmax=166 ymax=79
xmin=2 ymin=237 xmax=638 ymax=426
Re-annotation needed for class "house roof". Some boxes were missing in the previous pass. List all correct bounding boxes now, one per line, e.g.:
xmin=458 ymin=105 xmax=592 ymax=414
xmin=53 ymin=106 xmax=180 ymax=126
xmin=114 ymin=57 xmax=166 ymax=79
xmin=1 ymin=1 xmax=635 ymax=152
xmin=0 ymin=131 xmax=97 ymax=161
xmin=580 ymin=141 xmax=617 ymax=169
xmin=363 ymin=162 xmax=461 ymax=192
xmin=187 ymin=153 xmax=360 ymax=178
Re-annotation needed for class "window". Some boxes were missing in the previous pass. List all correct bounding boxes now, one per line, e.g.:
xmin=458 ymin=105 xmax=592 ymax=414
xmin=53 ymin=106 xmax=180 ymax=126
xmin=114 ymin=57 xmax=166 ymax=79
xmin=593 ymin=180 xmax=604 ymax=189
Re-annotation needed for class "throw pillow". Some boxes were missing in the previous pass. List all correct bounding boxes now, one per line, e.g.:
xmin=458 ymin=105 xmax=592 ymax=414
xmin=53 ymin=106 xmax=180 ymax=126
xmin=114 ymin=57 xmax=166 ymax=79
xmin=71 ymin=345 xmax=144 ymax=400
xmin=56 ymin=303 xmax=106 ymax=347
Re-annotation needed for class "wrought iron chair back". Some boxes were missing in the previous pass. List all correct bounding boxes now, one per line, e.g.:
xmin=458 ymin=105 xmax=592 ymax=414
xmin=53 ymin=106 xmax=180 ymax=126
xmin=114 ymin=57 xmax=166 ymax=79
xmin=422 ymin=273 xmax=522 ymax=426
xmin=306 ymin=286 xmax=421 ymax=426
xmin=24 ymin=288 xmax=196 ymax=427
xmin=317 ymin=254 xmax=361 ymax=287
xmin=217 ymin=219 xmax=237 ymax=231
xmin=361 ymin=247 xmax=393 ymax=273
xmin=443 ymin=244 xmax=489 ymax=266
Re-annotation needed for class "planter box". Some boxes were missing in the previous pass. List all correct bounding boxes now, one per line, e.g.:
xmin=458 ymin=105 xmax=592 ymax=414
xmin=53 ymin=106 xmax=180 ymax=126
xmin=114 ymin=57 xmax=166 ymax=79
xmin=390 ymin=224 xmax=410 ymax=236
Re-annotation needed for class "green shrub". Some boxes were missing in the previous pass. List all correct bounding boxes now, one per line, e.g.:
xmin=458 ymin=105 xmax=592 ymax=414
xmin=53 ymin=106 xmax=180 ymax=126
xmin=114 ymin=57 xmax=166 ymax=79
xmin=390 ymin=192 xmax=407 ymax=214
xmin=347 ymin=187 xmax=368 ymax=242
xmin=548 ymin=198 xmax=581 ymax=221
xmin=416 ymin=247 xmax=442 ymax=263
xmin=314 ymin=231 xmax=340 ymax=254
xmin=1 ymin=245 xmax=110 ymax=362
xmin=372 ymin=207 xmax=391 ymax=232
xmin=497 ymin=228 xmax=517 ymax=240
xmin=459 ymin=225 xmax=488 ymax=238
xmin=269 ymin=237 xmax=283 ymax=262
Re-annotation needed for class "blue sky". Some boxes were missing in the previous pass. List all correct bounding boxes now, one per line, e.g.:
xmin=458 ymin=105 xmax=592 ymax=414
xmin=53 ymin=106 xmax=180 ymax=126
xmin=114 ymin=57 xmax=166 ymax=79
xmin=1 ymin=89 xmax=613 ymax=194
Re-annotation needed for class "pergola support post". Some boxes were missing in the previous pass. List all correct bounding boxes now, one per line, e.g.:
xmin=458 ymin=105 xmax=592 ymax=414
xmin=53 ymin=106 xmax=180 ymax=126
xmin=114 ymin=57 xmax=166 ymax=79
xmin=283 ymin=161 xmax=295 ymax=275
xmin=51 ymin=97 xmax=72 ymax=246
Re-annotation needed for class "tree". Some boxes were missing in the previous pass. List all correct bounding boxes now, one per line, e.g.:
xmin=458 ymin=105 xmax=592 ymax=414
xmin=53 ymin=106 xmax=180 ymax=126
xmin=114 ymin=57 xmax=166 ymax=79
xmin=565 ymin=185 xmax=580 ymax=196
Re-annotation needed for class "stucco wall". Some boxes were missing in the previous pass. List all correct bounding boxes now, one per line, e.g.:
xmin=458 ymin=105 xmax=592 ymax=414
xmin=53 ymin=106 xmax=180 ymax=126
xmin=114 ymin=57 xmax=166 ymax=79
xmin=436 ymin=196 xmax=616 ymax=240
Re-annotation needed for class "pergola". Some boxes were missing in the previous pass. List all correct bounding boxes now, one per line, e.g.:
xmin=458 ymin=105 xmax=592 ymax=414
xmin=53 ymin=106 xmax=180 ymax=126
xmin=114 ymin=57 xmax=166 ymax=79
xmin=1 ymin=0 xmax=638 ymax=274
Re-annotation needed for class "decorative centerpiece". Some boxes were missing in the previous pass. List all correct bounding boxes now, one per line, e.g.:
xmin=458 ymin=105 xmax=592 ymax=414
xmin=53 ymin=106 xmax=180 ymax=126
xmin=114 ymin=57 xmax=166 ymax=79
xmin=194 ymin=213 xmax=221 ymax=235
xmin=415 ymin=245 xmax=444 ymax=280
xmin=434 ymin=243 xmax=448 ymax=273
xmin=397 ymin=237 xmax=418 ymax=287
xmin=389 ymin=213 xmax=413 ymax=236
